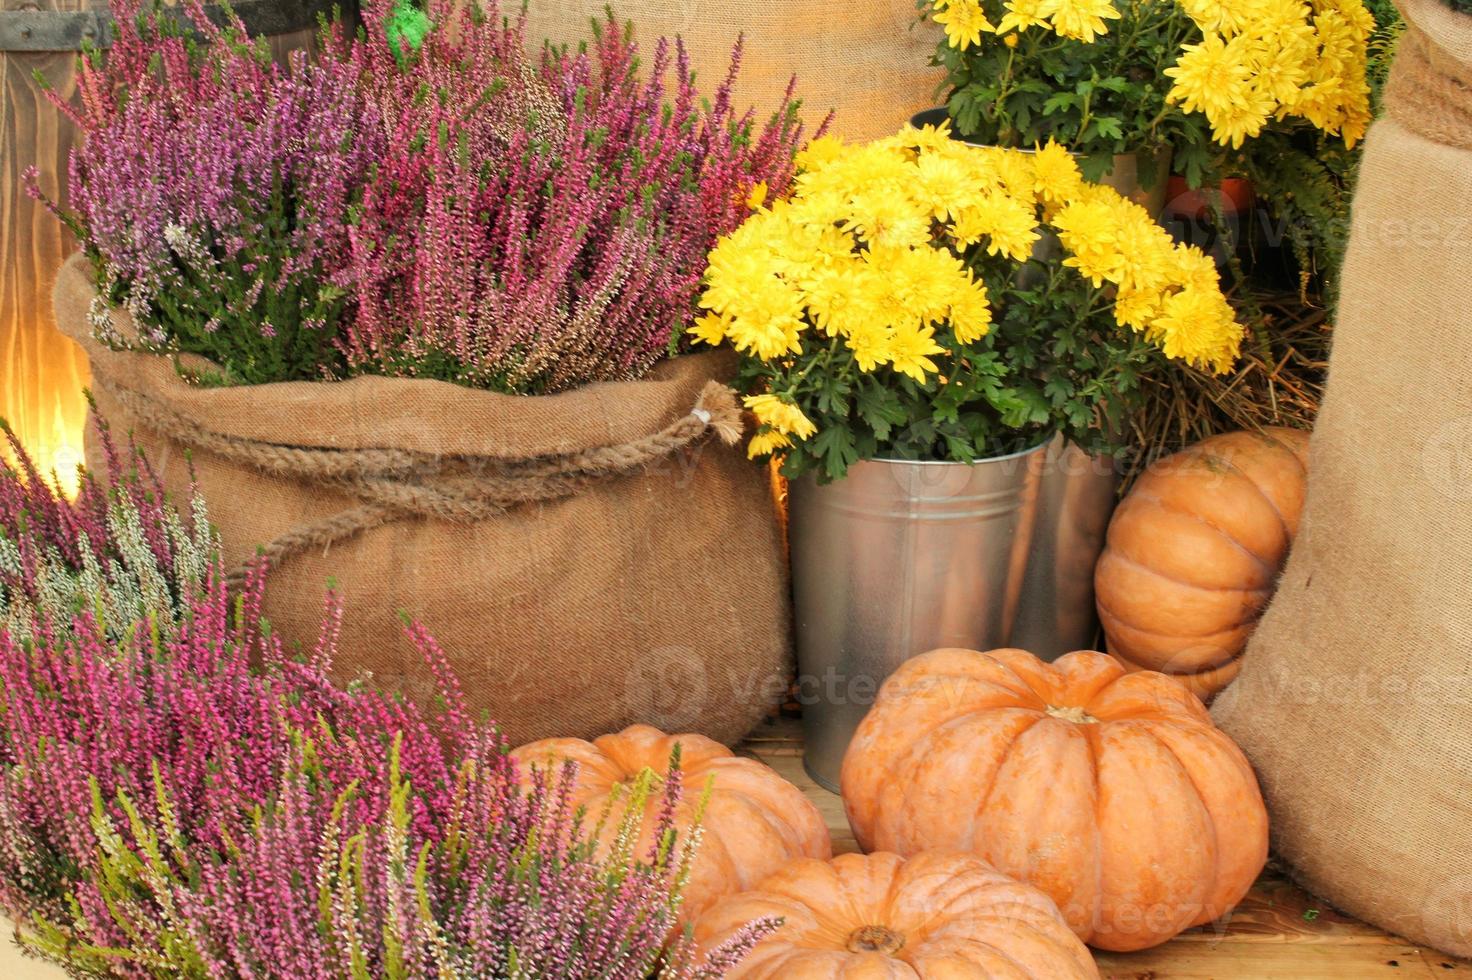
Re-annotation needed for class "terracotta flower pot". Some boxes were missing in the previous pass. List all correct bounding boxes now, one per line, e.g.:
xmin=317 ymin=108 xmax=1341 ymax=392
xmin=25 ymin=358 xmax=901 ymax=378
xmin=1165 ymin=176 xmax=1256 ymax=220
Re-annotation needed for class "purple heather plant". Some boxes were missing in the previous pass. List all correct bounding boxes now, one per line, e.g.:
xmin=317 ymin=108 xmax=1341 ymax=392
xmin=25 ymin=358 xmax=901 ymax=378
xmin=29 ymin=0 xmax=384 ymax=385
xmin=38 ymin=0 xmax=814 ymax=394
xmin=344 ymin=0 xmax=816 ymax=393
xmin=0 ymin=437 xmax=777 ymax=976
xmin=0 ymin=414 xmax=213 ymax=642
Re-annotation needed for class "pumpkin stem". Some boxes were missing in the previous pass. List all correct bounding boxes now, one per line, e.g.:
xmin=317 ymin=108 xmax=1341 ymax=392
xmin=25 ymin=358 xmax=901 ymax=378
xmin=1045 ymin=704 xmax=1100 ymax=724
xmin=846 ymin=925 xmax=905 ymax=956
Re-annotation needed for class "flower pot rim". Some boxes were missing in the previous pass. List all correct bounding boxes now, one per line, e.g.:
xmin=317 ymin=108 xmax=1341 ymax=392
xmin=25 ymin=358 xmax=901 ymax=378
xmin=868 ymin=432 xmax=1054 ymax=467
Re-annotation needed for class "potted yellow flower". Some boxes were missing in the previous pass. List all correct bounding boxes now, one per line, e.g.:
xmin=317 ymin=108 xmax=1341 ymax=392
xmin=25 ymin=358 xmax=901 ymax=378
xmin=917 ymin=0 xmax=1375 ymax=191
xmin=692 ymin=126 xmax=1244 ymax=787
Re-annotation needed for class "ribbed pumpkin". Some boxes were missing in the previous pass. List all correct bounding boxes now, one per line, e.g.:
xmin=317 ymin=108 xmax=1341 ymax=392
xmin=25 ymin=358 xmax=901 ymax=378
xmin=1095 ymin=427 xmax=1310 ymax=698
xmin=510 ymin=724 xmax=831 ymax=923
xmin=692 ymin=851 xmax=1099 ymax=978
xmin=840 ymin=648 xmax=1268 ymax=952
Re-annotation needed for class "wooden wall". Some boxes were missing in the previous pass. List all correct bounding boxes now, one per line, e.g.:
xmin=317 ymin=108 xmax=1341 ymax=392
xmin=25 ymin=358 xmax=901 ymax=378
xmin=0 ymin=1 xmax=317 ymax=491
xmin=0 ymin=0 xmax=99 ymax=491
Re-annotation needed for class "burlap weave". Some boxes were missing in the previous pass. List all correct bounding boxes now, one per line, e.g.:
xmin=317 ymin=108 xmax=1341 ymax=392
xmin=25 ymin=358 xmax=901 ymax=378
xmin=54 ymin=254 xmax=792 ymax=746
xmin=518 ymin=0 xmax=944 ymax=141
xmin=1212 ymin=0 xmax=1472 ymax=956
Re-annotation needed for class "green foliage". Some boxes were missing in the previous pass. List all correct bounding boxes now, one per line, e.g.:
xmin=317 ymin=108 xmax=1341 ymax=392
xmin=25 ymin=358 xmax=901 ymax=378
xmin=749 ymin=256 xmax=1152 ymax=483
xmin=142 ymin=185 xmax=352 ymax=386
xmin=932 ymin=0 xmax=1215 ymax=182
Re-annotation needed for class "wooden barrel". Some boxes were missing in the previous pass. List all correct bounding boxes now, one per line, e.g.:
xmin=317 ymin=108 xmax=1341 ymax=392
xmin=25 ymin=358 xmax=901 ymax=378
xmin=0 ymin=0 xmax=349 ymax=491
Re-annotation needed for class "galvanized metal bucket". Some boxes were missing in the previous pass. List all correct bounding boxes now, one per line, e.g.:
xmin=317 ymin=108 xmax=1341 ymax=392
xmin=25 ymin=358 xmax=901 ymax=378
xmin=1007 ymin=435 xmax=1119 ymax=656
xmin=792 ymin=441 xmax=1077 ymax=790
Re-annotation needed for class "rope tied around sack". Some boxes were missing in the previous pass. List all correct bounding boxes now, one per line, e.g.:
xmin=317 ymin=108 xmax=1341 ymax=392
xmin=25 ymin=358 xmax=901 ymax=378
xmin=90 ymin=375 xmax=746 ymax=589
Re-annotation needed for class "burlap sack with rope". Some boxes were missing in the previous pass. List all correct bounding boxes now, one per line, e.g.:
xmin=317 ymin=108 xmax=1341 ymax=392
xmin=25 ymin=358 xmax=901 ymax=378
xmin=516 ymin=0 xmax=943 ymax=142
xmin=54 ymin=254 xmax=791 ymax=746
xmin=1212 ymin=0 xmax=1472 ymax=957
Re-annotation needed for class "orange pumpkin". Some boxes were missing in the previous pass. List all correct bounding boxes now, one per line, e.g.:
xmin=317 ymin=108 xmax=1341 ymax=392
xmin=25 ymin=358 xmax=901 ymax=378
xmin=692 ymin=851 xmax=1098 ymax=978
xmin=840 ymin=648 xmax=1268 ymax=952
xmin=510 ymin=724 xmax=831 ymax=923
xmin=1094 ymin=427 xmax=1310 ymax=698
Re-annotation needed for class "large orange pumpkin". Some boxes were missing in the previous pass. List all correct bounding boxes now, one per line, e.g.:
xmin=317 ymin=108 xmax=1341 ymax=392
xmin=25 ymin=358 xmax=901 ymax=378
xmin=1094 ymin=427 xmax=1310 ymax=698
xmin=510 ymin=724 xmax=831 ymax=923
xmin=692 ymin=851 xmax=1099 ymax=978
xmin=840 ymin=648 xmax=1268 ymax=952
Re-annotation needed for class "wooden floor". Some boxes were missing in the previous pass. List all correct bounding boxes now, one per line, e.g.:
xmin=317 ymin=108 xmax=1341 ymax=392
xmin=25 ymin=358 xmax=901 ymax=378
xmin=740 ymin=716 xmax=1472 ymax=980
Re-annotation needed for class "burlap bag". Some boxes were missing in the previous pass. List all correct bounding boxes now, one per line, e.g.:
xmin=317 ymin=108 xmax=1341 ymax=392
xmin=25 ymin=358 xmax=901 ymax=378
xmin=518 ymin=0 xmax=943 ymax=141
xmin=1212 ymin=0 xmax=1472 ymax=956
xmin=54 ymin=255 xmax=791 ymax=746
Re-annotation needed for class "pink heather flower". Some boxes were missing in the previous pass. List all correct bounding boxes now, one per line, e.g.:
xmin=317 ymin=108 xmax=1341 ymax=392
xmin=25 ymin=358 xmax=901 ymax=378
xmin=31 ymin=1 xmax=385 ymax=384
xmin=0 ymin=435 xmax=777 ymax=976
xmin=343 ymin=0 xmax=817 ymax=393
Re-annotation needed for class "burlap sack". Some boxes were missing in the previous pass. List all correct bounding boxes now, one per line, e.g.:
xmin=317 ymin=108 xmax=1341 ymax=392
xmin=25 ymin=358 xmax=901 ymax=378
xmin=54 ymin=255 xmax=791 ymax=746
xmin=519 ymin=0 xmax=943 ymax=141
xmin=1212 ymin=0 xmax=1472 ymax=956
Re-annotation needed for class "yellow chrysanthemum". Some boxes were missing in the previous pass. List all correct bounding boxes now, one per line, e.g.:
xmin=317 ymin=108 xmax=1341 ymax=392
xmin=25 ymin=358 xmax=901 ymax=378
xmin=847 ymin=321 xmax=896 ymax=373
xmin=952 ymin=192 xmax=1040 ymax=262
xmin=903 ymin=122 xmax=959 ymax=156
xmin=887 ymin=325 xmax=948 ymax=382
xmin=996 ymin=0 xmax=1050 ymax=33
xmin=1051 ymin=199 xmax=1121 ymax=286
xmin=744 ymin=394 xmax=818 ymax=439
xmin=800 ymin=261 xmax=885 ymax=338
xmin=1039 ymin=0 xmax=1120 ymax=42
xmin=747 ymin=429 xmax=792 ymax=459
xmin=948 ymin=276 xmax=994 ymax=344
xmin=843 ymin=191 xmax=933 ymax=250
xmin=1030 ymin=139 xmax=1084 ymax=204
xmin=689 ymin=312 xmax=729 ymax=347
xmin=795 ymin=135 xmax=847 ymax=173
xmin=915 ymin=152 xmax=976 ymax=220
xmin=933 ymin=0 xmax=996 ymax=49
xmin=1150 ymin=288 xmax=1243 ymax=372
xmin=1112 ymin=285 xmax=1161 ymax=330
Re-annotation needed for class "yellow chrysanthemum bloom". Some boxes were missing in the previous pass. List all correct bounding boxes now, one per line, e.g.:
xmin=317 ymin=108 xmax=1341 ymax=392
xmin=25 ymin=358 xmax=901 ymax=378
xmin=933 ymin=0 xmax=996 ymax=49
xmin=689 ymin=312 xmax=729 ymax=348
xmin=1051 ymin=198 xmax=1122 ymax=286
xmin=1151 ymin=288 xmax=1242 ymax=372
xmin=949 ymin=276 xmax=994 ymax=344
xmin=847 ymin=321 xmax=897 ymax=373
xmin=953 ymin=192 xmax=1041 ymax=262
xmin=1031 ymin=139 xmax=1084 ymax=204
xmin=746 ymin=429 xmax=792 ymax=460
xmin=916 ymin=152 xmax=978 ymax=221
xmin=795 ymin=135 xmax=847 ymax=172
xmin=697 ymin=130 xmax=1247 ymax=461
xmin=931 ymin=0 xmax=1374 ymax=149
xmin=887 ymin=325 xmax=949 ymax=382
xmin=1040 ymin=0 xmax=1121 ymax=42
xmin=997 ymin=0 xmax=1051 ymax=33
xmin=745 ymin=394 xmax=819 ymax=439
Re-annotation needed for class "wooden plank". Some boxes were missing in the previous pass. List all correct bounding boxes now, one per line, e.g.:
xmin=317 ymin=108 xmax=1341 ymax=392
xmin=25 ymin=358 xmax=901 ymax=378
xmin=0 ymin=0 xmax=94 ymax=490
xmin=1094 ymin=942 xmax=1472 ymax=979
xmin=0 ymin=925 xmax=64 ymax=979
